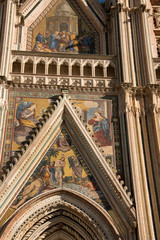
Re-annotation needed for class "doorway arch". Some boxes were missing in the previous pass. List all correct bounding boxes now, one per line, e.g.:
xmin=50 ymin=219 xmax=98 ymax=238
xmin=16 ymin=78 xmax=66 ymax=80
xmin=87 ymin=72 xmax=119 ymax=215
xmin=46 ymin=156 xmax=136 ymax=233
xmin=0 ymin=189 xmax=123 ymax=240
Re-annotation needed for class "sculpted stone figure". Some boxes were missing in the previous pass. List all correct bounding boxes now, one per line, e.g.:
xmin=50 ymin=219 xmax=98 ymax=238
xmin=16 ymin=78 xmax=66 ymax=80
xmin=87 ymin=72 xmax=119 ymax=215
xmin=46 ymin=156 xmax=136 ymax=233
xmin=154 ymin=8 xmax=160 ymax=28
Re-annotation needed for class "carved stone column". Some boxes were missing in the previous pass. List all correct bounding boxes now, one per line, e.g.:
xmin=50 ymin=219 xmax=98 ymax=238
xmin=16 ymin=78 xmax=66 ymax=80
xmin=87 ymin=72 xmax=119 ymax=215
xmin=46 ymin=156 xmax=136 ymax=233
xmin=45 ymin=63 xmax=48 ymax=75
xmin=119 ymin=83 xmax=156 ymax=240
xmin=92 ymin=66 xmax=95 ymax=77
xmin=33 ymin=62 xmax=36 ymax=74
xmin=80 ymin=65 xmax=83 ymax=76
xmin=136 ymin=86 xmax=160 ymax=239
xmin=68 ymin=64 xmax=72 ymax=76
xmin=0 ymin=78 xmax=9 ymax=167
xmin=144 ymin=84 xmax=160 ymax=216
xmin=131 ymin=2 xmax=156 ymax=85
xmin=21 ymin=61 xmax=24 ymax=73
xmin=0 ymin=0 xmax=16 ymax=78
xmin=118 ymin=83 xmax=132 ymax=191
xmin=57 ymin=64 xmax=60 ymax=75
xmin=112 ymin=1 xmax=137 ymax=86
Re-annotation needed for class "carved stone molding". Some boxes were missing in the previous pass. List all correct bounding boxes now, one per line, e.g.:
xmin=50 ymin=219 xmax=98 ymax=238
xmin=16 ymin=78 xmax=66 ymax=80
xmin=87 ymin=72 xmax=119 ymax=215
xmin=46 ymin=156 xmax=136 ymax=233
xmin=0 ymin=77 xmax=12 ymax=89
xmin=111 ymin=3 xmax=149 ymax=14
xmin=118 ymin=84 xmax=159 ymax=117
xmin=0 ymin=191 xmax=121 ymax=240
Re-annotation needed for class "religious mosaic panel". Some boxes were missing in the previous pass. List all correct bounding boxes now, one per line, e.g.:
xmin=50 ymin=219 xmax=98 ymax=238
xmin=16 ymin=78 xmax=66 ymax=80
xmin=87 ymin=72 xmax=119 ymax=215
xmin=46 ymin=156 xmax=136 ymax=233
xmin=0 ymin=91 xmax=123 ymax=230
xmin=0 ymin=127 xmax=123 ymax=231
xmin=10 ymin=128 xmax=111 ymax=210
xmin=0 ymin=91 xmax=53 ymax=168
xmin=12 ymin=97 xmax=51 ymax=151
xmin=73 ymin=97 xmax=122 ymax=175
xmin=28 ymin=0 xmax=96 ymax=54
xmin=1 ymin=92 xmax=122 ymax=176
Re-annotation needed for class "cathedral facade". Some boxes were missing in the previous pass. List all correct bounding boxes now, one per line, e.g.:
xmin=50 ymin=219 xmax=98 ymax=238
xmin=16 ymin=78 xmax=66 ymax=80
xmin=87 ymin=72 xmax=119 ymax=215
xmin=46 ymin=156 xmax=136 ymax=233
xmin=0 ymin=0 xmax=160 ymax=239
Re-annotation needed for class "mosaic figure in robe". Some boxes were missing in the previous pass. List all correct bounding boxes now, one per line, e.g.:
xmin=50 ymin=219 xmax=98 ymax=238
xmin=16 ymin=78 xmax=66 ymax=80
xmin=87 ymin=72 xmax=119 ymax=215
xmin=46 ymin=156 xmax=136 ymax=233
xmin=88 ymin=111 xmax=111 ymax=146
xmin=14 ymin=102 xmax=39 ymax=145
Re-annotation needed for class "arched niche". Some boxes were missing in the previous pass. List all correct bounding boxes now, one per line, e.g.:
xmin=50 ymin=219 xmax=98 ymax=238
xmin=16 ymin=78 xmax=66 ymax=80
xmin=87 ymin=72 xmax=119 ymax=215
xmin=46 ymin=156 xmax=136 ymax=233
xmin=37 ymin=61 xmax=45 ymax=74
xmin=48 ymin=61 xmax=57 ymax=75
xmin=107 ymin=64 xmax=115 ymax=78
xmin=84 ymin=63 xmax=92 ymax=77
xmin=60 ymin=62 xmax=68 ymax=75
xmin=72 ymin=63 xmax=80 ymax=76
xmin=24 ymin=60 xmax=33 ymax=74
xmin=156 ymin=66 xmax=160 ymax=80
xmin=0 ymin=189 xmax=123 ymax=240
xmin=95 ymin=64 xmax=103 ymax=77
xmin=12 ymin=59 xmax=21 ymax=73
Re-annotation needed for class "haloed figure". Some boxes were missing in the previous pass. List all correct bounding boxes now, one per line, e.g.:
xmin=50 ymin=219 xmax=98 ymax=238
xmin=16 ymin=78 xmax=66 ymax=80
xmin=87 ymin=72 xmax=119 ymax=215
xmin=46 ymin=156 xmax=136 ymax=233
xmin=88 ymin=111 xmax=111 ymax=146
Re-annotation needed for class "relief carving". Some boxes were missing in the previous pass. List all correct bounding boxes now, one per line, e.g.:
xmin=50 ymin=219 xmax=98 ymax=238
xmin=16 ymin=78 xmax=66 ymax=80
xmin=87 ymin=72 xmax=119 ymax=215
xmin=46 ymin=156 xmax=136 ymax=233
xmin=153 ymin=7 xmax=160 ymax=28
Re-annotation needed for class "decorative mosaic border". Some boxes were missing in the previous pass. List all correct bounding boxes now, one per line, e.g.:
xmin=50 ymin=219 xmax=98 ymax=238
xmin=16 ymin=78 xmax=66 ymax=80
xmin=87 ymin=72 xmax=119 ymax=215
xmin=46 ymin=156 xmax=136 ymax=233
xmin=105 ymin=96 xmax=123 ymax=176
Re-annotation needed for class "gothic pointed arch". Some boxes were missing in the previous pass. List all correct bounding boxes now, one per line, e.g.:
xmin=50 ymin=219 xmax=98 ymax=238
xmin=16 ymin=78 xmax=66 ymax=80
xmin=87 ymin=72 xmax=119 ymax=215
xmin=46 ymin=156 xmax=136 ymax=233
xmin=0 ymin=189 xmax=123 ymax=240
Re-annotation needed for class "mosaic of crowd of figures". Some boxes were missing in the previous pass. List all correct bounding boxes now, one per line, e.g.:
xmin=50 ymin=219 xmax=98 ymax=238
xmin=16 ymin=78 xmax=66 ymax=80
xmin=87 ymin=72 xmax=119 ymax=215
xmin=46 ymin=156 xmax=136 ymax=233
xmin=31 ymin=0 xmax=95 ymax=54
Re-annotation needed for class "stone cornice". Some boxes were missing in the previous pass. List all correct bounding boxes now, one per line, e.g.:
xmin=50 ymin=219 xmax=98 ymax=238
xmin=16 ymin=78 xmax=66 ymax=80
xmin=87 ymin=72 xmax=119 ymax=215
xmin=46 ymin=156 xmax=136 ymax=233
xmin=11 ymin=50 xmax=116 ymax=60
xmin=118 ymin=83 xmax=160 ymax=115
xmin=111 ymin=3 xmax=150 ymax=13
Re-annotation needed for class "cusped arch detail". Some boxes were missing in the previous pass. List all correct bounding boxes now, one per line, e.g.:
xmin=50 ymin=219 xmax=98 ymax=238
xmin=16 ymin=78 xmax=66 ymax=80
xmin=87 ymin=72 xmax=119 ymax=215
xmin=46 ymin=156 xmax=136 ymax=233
xmin=59 ymin=58 xmax=69 ymax=65
xmin=105 ymin=61 xmax=116 ymax=68
xmin=48 ymin=58 xmax=58 ymax=65
xmin=71 ymin=59 xmax=81 ymax=66
xmin=23 ymin=56 xmax=34 ymax=63
xmin=35 ymin=58 xmax=46 ymax=64
xmin=82 ymin=60 xmax=93 ymax=67
xmin=94 ymin=60 xmax=104 ymax=67
xmin=11 ymin=56 xmax=22 ymax=63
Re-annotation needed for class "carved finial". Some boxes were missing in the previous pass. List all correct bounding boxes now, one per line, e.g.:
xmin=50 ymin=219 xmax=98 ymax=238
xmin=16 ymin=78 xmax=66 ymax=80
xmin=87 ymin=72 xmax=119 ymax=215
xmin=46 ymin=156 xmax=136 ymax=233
xmin=61 ymin=89 xmax=69 ymax=98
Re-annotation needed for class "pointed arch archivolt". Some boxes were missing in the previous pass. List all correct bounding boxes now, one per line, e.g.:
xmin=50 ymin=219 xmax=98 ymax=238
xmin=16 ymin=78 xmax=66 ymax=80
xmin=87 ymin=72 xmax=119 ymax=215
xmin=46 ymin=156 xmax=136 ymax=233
xmin=0 ymin=189 xmax=123 ymax=240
